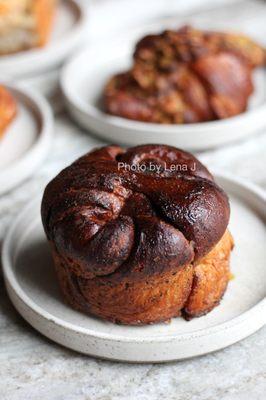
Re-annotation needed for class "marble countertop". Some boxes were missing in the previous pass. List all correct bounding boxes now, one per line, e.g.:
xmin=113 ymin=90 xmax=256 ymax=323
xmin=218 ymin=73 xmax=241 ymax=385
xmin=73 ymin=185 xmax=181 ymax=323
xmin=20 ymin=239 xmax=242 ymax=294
xmin=0 ymin=114 xmax=265 ymax=400
xmin=1 ymin=0 xmax=266 ymax=398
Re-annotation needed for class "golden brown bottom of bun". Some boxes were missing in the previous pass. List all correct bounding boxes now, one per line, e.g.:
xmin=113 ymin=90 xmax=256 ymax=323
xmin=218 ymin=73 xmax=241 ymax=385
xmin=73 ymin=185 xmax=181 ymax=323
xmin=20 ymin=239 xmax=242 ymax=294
xmin=51 ymin=230 xmax=234 ymax=325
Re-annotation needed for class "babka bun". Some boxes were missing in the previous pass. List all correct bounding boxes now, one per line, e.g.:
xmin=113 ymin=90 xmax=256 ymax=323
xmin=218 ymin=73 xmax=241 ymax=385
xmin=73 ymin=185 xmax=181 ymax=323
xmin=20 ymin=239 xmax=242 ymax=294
xmin=41 ymin=144 xmax=233 ymax=325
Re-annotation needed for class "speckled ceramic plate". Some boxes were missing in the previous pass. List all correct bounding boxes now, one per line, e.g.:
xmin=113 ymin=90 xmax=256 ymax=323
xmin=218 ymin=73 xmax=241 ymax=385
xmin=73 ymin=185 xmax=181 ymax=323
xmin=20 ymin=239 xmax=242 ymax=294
xmin=0 ymin=83 xmax=53 ymax=195
xmin=61 ymin=24 xmax=266 ymax=150
xmin=2 ymin=173 xmax=266 ymax=362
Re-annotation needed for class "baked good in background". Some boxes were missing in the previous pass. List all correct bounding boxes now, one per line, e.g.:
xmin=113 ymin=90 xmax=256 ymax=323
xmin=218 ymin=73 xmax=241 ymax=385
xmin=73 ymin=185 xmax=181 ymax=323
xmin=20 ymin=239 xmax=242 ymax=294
xmin=0 ymin=85 xmax=17 ymax=137
xmin=41 ymin=144 xmax=234 ymax=325
xmin=0 ymin=0 xmax=57 ymax=55
xmin=104 ymin=25 xmax=265 ymax=124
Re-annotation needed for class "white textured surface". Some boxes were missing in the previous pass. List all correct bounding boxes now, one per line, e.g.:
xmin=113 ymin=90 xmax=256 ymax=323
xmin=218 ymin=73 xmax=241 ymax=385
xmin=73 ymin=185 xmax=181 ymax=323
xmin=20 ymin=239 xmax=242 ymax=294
xmin=1 ymin=0 xmax=266 ymax=398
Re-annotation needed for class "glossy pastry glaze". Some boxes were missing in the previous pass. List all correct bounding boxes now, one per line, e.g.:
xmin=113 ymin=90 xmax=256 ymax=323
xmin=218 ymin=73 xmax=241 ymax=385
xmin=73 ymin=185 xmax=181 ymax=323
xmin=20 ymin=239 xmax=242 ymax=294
xmin=104 ymin=25 xmax=265 ymax=124
xmin=42 ymin=145 xmax=233 ymax=324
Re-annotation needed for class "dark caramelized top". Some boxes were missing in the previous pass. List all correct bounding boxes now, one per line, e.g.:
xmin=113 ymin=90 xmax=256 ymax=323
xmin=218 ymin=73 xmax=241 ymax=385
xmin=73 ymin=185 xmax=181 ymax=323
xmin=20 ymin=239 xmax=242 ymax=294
xmin=41 ymin=145 xmax=230 ymax=280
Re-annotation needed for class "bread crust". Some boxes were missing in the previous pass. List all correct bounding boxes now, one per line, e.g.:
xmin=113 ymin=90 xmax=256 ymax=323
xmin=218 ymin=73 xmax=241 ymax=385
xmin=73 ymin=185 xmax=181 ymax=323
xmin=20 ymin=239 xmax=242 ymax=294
xmin=0 ymin=85 xmax=17 ymax=137
xmin=51 ymin=230 xmax=233 ymax=325
xmin=183 ymin=229 xmax=234 ymax=319
xmin=33 ymin=0 xmax=56 ymax=47
xmin=42 ymin=145 xmax=233 ymax=324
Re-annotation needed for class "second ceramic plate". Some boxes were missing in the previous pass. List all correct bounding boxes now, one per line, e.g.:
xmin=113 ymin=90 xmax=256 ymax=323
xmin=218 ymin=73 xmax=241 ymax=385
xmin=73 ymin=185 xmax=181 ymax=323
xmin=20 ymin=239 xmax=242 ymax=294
xmin=0 ymin=83 xmax=53 ymax=195
xmin=2 ymin=173 xmax=266 ymax=362
xmin=61 ymin=29 xmax=266 ymax=150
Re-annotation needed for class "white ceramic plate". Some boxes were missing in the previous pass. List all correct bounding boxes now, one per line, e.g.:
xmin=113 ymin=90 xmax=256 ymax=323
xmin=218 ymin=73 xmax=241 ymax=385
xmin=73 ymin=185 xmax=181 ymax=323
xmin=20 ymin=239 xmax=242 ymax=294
xmin=61 ymin=30 xmax=266 ymax=150
xmin=2 ymin=173 xmax=266 ymax=362
xmin=0 ymin=0 xmax=89 ymax=79
xmin=0 ymin=83 xmax=54 ymax=195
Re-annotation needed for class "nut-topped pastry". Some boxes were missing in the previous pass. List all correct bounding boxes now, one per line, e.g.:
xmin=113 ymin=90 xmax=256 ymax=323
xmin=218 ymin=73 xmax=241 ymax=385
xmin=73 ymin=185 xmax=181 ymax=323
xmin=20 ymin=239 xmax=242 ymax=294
xmin=104 ymin=25 xmax=265 ymax=124
xmin=41 ymin=144 xmax=234 ymax=325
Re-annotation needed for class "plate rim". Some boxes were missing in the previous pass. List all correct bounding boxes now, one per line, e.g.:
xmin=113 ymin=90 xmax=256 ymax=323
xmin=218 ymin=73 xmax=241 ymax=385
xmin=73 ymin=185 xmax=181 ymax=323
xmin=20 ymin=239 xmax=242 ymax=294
xmin=2 ymin=172 xmax=266 ymax=345
xmin=20 ymin=69 xmax=60 ymax=98
xmin=0 ymin=0 xmax=89 ymax=78
xmin=0 ymin=82 xmax=54 ymax=195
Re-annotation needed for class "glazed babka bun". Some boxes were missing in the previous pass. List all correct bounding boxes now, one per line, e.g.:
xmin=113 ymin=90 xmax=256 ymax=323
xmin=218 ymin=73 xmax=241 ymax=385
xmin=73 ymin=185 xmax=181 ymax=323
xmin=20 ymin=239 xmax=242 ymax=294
xmin=41 ymin=144 xmax=234 ymax=325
